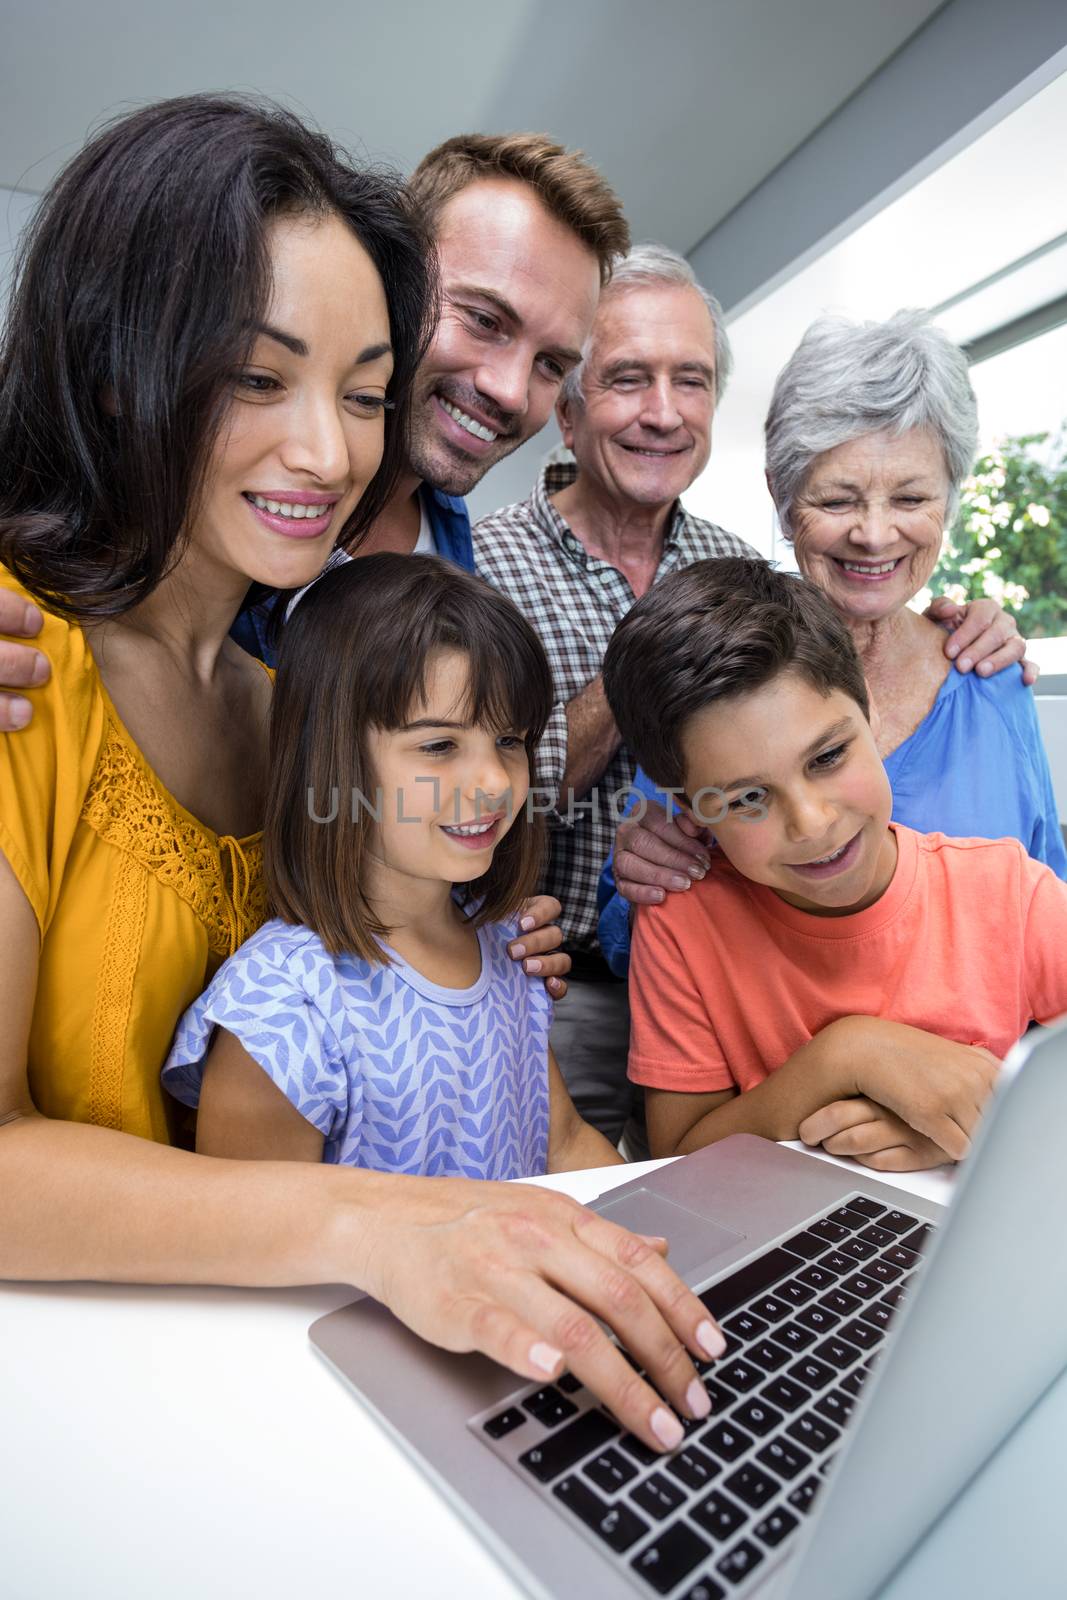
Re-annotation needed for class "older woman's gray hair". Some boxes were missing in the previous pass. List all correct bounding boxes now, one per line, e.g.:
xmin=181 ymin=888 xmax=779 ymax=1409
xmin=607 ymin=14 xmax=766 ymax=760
xmin=764 ymin=310 xmax=979 ymax=535
xmin=561 ymin=241 xmax=733 ymax=406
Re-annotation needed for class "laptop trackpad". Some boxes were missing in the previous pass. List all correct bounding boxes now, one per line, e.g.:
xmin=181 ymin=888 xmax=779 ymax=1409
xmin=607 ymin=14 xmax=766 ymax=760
xmin=596 ymin=1189 xmax=745 ymax=1279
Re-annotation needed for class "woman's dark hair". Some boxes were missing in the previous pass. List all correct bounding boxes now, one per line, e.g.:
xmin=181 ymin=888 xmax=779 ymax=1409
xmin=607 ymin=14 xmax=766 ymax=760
xmin=603 ymin=557 xmax=871 ymax=792
xmin=266 ymin=554 xmax=552 ymax=959
xmin=0 ymin=94 xmax=436 ymax=620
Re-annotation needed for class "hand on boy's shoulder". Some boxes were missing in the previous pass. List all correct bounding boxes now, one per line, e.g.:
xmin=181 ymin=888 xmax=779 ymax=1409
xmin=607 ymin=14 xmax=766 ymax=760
xmin=612 ymin=802 xmax=712 ymax=907
xmin=630 ymin=850 xmax=742 ymax=934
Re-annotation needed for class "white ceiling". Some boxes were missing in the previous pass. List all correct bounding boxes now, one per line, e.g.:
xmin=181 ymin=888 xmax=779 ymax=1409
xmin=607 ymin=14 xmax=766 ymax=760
xmin=2 ymin=0 xmax=944 ymax=253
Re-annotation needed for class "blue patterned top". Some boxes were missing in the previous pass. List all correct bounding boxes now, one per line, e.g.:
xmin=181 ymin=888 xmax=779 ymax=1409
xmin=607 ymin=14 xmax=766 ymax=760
xmin=162 ymin=916 xmax=551 ymax=1178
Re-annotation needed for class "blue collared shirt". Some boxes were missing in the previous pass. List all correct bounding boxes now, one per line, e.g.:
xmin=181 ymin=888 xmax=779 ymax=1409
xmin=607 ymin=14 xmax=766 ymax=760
xmin=422 ymin=484 xmax=475 ymax=570
xmin=597 ymin=665 xmax=1067 ymax=977
xmin=229 ymin=485 xmax=474 ymax=666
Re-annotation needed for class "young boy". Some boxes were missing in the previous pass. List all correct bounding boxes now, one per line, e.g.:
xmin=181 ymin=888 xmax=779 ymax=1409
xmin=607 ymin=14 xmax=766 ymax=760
xmin=602 ymin=558 xmax=1067 ymax=1171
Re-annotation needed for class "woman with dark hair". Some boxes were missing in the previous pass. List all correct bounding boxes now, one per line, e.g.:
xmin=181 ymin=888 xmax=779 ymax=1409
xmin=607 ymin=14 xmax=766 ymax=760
xmin=0 ymin=95 xmax=721 ymax=1456
xmin=0 ymin=92 xmax=433 ymax=1141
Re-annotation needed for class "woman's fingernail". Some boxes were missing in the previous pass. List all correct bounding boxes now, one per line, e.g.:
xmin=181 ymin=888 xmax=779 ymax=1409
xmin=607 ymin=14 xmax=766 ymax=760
xmin=977 ymin=660 xmax=992 ymax=675
xmin=946 ymin=641 xmax=958 ymax=658
xmin=23 ymin=601 xmax=43 ymax=632
xmin=651 ymin=1406 xmax=685 ymax=1451
xmin=958 ymin=655 xmax=973 ymax=672
xmin=529 ymin=1341 xmax=563 ymax=1374
xmin=670 ymin=875 xmax=691 ymax=891
xmin=520 ymin=915 xmax=536 ymax=931
xmin=525 ymin=959 xmax=542 ymax=974
xmin=686 ymin=1378 xmax=711 ymax=1418
xmin=511 ymin=943 xmax=526 ymax=959
xmin=696 ymin=1319 xmax=727 ymax=1359
xmin=651 ymin=889 xmax=665 ymax=903
xmin=8 ymin=696 xmax=31 ymax=729
xmin=548 ymin=977 xmax=564 ymax=990
xmin=687 ymin=863 xmax=706 ymax=879
xmin=31 ymin=652 xmax=49 ymax=685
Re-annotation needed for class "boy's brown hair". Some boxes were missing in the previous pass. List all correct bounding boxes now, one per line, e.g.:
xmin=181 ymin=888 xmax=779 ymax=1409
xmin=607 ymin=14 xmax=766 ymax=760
xmin=409 ymin=132 xmax=629 ymax=284
xmin=602 ymin=557 xmax=871 ymax=793
xmin=266 ymin=554 xmax=552 ymax=960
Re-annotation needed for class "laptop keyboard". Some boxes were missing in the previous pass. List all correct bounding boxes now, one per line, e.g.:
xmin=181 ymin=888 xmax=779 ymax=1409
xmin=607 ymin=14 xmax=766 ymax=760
xmin=472 ymin=1193 xmax=934 ymax=1598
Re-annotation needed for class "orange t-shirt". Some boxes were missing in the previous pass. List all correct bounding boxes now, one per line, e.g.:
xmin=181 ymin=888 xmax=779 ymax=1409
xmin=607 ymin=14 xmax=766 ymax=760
xmin=628 ymin=823 xmax=1067 ymax=1093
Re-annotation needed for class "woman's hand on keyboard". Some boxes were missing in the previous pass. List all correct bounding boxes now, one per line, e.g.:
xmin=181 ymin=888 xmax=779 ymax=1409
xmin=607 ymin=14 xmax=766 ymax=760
xmin=358 ymin=1175 xmax=727 ymax=1454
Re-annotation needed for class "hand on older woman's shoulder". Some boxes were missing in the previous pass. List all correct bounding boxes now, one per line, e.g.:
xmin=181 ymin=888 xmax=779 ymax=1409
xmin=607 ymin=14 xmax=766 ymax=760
xmin=925 ymin=595 xmax=1038 ymax=686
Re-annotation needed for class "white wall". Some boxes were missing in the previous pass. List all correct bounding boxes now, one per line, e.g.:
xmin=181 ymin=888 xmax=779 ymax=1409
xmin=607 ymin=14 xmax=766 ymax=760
xmin=0 ymin=187 xmax=38 ymax=319
xmin=1036 ymin=698 xmax=1067 ymax=824
xmin=689 ymin=0 xmax=1067 ymax=319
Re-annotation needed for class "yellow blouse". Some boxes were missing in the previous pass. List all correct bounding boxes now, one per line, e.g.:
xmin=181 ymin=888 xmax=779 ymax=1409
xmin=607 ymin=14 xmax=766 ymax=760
xmin=0 ymin=567 xmax=268 ymax=1143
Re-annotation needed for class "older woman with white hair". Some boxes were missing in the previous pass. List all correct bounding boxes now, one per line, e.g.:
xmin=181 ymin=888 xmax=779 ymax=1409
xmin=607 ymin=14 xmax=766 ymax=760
xmin=599 ymin=309 xmax=1065 ymax=974
xmin=763 ymin=310 xmax=1063 ymax=852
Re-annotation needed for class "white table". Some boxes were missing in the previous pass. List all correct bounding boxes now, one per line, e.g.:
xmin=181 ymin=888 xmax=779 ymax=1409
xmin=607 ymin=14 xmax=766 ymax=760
xmin=4 ymin=1150 xmax=1059 ymax=1599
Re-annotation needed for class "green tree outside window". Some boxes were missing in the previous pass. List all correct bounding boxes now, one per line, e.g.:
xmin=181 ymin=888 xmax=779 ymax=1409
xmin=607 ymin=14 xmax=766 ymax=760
xmin=932 ymin=428 xmax=1067 ymax=638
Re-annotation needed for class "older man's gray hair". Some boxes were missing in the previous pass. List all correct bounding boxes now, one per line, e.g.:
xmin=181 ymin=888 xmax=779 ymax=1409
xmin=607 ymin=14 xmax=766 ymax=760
xmin=561 ymin=242 xmax=733 ymax=407
xmin=764 ymin=309 xmax=979 ymax=535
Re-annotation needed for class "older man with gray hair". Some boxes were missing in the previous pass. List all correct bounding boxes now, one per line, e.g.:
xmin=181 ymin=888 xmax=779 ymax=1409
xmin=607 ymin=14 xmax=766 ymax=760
xmin=472 ymin=244 xmax=757 ymax=1141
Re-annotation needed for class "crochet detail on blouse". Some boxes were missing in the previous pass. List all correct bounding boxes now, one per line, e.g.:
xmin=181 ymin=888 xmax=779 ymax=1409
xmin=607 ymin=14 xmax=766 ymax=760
xmin=81 ymin=714 xmax=267 ymax=960
xmin=88 ymin=849 xmax=147 ymax=1129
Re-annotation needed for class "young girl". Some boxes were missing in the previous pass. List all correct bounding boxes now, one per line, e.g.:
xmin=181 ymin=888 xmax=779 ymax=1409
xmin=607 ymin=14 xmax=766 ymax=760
xmin=162 ymin=554 xmax=621 ymax=1178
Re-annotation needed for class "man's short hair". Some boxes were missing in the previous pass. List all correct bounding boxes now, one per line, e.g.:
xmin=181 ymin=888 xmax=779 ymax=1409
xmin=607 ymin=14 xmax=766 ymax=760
xmin=561 ymin=242 xmax=733 ymax=407
xmin=602 ymin=557 xmax=871 ymax=792
xmin=409 ymin=132 xmax=629 ymax=284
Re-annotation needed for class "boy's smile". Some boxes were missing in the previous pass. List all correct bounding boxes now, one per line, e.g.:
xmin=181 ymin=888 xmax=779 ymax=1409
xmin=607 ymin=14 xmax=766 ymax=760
xmin=679 ymin=671 xmax=897 ymax=916
xmin=784 ymin=825 xmax=866 ymax=880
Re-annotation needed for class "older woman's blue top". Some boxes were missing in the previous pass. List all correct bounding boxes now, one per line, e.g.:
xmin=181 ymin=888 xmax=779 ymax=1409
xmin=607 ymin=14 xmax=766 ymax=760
xmin=597 ymin=666 xmax=1067 ymax=976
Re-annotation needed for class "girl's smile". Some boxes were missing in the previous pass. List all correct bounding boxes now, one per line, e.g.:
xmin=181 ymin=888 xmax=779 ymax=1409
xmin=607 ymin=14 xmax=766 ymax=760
xmin=363 ymin=647 xmax=531 ymax=922
xmin=439 ymin=812 xmax=508 ymax=850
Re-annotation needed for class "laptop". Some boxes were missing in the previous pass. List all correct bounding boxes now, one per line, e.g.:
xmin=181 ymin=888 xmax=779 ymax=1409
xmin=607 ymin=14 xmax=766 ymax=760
xmin=310 ymin=1019 xmax=1067 ymax=1599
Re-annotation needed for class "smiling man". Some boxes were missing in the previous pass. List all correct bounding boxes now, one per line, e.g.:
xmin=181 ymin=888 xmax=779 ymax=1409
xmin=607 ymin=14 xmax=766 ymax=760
xmin=342 ymin=133 xmax=626 ymax=568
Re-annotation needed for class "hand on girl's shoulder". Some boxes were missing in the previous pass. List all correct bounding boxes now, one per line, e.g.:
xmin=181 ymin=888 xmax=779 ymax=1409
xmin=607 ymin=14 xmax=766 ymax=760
xmin=504 ymin=895 xmax=570 ymax=996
